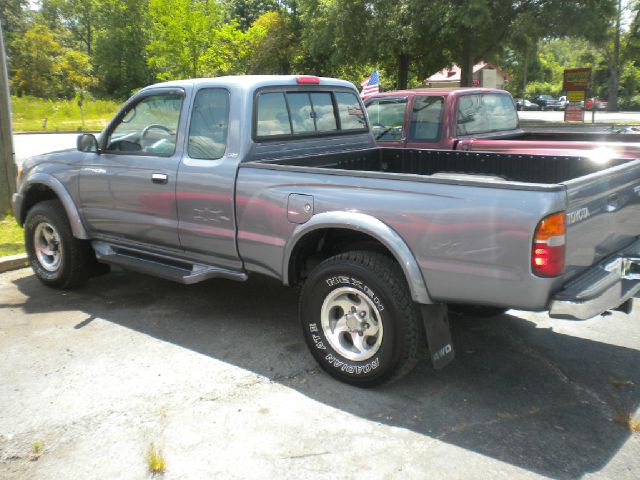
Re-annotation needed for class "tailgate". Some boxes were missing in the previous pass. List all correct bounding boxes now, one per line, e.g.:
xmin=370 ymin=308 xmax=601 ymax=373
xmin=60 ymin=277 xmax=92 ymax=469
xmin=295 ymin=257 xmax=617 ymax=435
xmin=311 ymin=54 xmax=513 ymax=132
xmin=562 ymin=159 xmax=640 ymax=281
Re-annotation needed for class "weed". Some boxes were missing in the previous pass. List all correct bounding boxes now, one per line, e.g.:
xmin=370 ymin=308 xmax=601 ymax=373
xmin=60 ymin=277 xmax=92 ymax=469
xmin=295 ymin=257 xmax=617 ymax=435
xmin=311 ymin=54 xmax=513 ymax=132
xmin=611 ymin=378 xmax=635 ymax=388
xmin=146 ymin=443 xmax=166 ymax=475
xmin=30 ymin=440 xmax=43 ymax=461
xmin=614 ymin=413 xmax=640 ymax=433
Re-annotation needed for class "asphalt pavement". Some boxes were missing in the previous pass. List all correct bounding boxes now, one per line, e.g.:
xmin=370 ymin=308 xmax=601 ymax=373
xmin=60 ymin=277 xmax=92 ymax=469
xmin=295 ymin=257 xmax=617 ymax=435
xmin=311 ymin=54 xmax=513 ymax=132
xmin=0 ymin=267 xmax=638 ymax=479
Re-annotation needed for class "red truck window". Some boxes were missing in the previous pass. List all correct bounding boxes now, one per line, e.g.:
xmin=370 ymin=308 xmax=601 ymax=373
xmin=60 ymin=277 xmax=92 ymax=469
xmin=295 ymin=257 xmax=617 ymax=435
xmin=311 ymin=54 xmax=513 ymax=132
xmin=456 ymin=93 xmax=517 ymax=136
xmin=366 ymin=98 xmax=407 ymax=141
xmin=409 ymin=96 xmax=444 ymax=141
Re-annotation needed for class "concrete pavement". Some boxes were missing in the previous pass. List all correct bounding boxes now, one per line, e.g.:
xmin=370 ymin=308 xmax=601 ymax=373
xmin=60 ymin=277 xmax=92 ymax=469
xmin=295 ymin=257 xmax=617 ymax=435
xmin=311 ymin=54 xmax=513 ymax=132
xmin=0 ymin=267 xmax=638 ymax=479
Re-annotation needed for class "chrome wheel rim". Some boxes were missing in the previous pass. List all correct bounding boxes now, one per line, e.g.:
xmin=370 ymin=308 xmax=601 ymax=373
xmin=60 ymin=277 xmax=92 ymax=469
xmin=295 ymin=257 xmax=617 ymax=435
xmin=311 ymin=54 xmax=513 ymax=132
xmin=34 ymin=222 xmax=62 ymax=272
xmin=320 ymin=287 xmax=383 ymax=362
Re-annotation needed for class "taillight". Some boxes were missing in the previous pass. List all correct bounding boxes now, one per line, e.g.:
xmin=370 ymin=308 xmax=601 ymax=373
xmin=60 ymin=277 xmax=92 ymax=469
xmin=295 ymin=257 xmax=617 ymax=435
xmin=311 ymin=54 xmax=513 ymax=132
xmin=532 ymin=212 xmax=565 ymax=277
xmin=296 ymin=75 xmax=320 ymax=84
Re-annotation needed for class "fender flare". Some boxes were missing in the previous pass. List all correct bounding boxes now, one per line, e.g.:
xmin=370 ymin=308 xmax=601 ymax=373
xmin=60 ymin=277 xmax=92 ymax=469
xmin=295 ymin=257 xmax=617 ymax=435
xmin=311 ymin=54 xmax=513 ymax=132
xmin=20 ymin=173 xmax=89 ymax=239
xmin=283 ymin=211 xmax=432 ymax=304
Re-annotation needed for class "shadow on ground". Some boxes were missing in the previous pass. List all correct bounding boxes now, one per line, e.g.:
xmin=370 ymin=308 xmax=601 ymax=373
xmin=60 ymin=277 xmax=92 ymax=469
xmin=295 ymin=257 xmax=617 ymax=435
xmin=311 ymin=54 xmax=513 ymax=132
xmin=13 ymin=269 xmax=640 ymax=479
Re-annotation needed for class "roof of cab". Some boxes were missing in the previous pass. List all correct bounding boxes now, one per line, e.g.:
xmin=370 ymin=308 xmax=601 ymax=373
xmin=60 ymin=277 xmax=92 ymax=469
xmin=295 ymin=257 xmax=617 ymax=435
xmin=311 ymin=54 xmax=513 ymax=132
xmin=365 ymin=87 xmax=510 ymax=99
xmin=141 ymin=75 xmax=358 ymax=93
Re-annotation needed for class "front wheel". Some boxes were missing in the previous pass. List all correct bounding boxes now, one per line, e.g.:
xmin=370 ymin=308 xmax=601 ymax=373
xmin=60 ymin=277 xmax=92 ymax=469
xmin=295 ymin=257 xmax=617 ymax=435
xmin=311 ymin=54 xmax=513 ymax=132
xmin=24 ymin=200 xmax=89 ymax=289
xmin=299 ymin=251 xmax=425 ymax=386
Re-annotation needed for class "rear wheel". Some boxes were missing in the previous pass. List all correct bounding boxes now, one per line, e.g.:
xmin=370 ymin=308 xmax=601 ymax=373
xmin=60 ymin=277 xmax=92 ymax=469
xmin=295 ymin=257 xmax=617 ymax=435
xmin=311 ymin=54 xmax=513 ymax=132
xmin=300 ymin=251 xmax=425 ymax=386
xmin=24 ymin=200 xmax=89 ymax=289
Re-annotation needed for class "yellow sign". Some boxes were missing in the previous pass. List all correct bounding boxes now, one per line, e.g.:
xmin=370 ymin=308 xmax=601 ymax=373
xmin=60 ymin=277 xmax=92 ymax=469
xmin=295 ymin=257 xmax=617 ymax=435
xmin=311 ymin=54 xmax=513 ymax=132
xmin=567 ymin=91 xmax=585 ymax=102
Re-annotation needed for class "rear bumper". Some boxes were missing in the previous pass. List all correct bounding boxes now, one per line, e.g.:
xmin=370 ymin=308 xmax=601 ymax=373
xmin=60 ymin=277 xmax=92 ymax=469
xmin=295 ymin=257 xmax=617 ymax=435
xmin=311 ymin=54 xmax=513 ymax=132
xmin=549 ymin=238 xmax=640 ymax=320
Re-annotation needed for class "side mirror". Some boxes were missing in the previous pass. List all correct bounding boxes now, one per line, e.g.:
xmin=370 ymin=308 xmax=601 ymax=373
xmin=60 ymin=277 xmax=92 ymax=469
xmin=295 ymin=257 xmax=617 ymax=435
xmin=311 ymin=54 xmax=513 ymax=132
xmin=77 ymin=133 xmax=99 ymax=153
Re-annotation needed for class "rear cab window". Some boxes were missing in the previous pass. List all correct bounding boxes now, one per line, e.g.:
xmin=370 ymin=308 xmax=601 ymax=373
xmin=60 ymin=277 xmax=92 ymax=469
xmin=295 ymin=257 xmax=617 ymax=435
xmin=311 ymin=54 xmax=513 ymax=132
xmin=456 ymin=93 xmax=518 ymax=136
xmin=255 ymin=88 xmax=367 ymax=140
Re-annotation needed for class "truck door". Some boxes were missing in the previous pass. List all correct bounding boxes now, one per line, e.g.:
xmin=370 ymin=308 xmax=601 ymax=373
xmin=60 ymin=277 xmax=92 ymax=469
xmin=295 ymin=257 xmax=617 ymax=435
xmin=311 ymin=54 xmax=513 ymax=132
xmin=365 ymin=96 xmax=408 ymax=146
xmin=175 ymin=87 xmax=242 ymax=270
xmin=79 ymin=88 xmax=184 ymax=248
xmin=404 ymin=95 xmax=445 ymax=149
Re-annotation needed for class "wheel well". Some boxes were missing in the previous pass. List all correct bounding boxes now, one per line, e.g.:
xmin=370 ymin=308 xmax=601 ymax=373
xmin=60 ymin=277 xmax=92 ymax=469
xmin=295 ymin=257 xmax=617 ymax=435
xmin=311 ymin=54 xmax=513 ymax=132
xmin=20 ymin=184 xmax=59 ymax=225
xmin=289 ymin=228 xmax=395 ymax=286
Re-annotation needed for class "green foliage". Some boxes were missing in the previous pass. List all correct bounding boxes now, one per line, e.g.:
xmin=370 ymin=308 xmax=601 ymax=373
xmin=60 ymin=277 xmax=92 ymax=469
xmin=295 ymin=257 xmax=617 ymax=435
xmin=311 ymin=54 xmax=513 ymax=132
xmin=245 ymin=11 xmax=294 ymax=74
xmin=2 ymin=0 xmax=639 ymax=111
xmin=524 ymin=81 xmax=562 ymax=98
xmin=10 ymin=22 xmax=64 ymax=97
xmin=147 ymin=0 xmax=242 ymax=80
xmin=93 ymin=0 xmax=151 ymax=98
xmin=11 ymin=95 xmax=119 ymax=132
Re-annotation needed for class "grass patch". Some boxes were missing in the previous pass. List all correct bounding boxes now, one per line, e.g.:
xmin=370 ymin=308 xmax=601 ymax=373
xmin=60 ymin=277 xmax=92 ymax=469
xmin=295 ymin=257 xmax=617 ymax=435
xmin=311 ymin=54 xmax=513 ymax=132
xmin=0 ymin=214 xmax=24 ymax=256
xmin=11 ymin=96 xmax=120 ymax=132
xmin=146 ymin=443 xmax=166 ymax=475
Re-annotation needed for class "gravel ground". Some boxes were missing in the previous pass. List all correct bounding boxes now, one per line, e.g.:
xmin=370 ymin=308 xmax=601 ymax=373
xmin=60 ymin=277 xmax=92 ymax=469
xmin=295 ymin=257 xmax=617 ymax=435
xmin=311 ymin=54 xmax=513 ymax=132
xmin=1 ymin=267 xmax=639 ymax=479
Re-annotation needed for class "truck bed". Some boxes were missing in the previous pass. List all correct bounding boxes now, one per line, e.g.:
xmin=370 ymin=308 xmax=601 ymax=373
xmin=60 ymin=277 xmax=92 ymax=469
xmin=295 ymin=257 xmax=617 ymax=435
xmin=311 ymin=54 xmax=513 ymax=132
xmin=240 ymin=146 xmax=640 ymax=311
xmin=258 ymin=147 xmax=633 ymax=185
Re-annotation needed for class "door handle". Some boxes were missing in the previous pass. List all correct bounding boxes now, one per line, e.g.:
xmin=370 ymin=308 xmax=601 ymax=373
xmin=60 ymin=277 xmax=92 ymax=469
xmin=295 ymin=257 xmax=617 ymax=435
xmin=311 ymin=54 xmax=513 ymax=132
xmin=151 ymin=173 xmax=168 ymax=184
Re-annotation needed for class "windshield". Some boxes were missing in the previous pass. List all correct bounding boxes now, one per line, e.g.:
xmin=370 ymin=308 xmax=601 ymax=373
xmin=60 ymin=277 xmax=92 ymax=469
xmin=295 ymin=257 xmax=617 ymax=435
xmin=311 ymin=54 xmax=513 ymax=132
xmin=456 ymin=93 xmax=518 ymax=136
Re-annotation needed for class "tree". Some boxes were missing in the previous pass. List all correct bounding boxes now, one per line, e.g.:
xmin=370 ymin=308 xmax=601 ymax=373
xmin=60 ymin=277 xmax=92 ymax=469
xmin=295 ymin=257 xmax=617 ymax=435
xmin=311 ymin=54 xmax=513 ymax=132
xmin=222 ymin=0 xmax=279 ymax=31
xmin=245 ymin=11 xmax=295 ymax=74
xmin=147 ymin=0 xmax=248 ymax=80
xmin=10 ymin=22 xmax=64 ymax=97
xmin=0 ymin=0 xmax=29 ymax=65
xmin=39 ymin=0 xmax=98 ymax=56
xmin=93 ymin=0 xmax=152 ymax=98
xmin=442 ymin=0 xmax=616 ymax=87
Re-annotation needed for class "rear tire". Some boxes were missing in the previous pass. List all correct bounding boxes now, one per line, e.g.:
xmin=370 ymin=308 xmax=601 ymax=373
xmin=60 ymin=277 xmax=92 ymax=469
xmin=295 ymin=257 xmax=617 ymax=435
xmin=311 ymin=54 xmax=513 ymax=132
xmin=299 ymin=251 xmax=425 ymax=386
xmin=24 ymin=200 xmax=89 ymax=289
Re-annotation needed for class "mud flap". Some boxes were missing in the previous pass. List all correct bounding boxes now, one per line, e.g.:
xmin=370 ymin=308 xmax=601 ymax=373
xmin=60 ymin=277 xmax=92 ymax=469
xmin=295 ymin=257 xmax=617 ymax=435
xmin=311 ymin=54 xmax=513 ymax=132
xmin=420 ymin=304 xmax=455 ymax=370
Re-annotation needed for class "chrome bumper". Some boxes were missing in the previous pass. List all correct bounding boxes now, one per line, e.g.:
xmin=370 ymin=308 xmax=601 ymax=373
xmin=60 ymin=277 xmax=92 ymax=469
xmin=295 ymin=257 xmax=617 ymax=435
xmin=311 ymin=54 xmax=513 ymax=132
xmin=549 ymin=239 xmax=640 ymax=320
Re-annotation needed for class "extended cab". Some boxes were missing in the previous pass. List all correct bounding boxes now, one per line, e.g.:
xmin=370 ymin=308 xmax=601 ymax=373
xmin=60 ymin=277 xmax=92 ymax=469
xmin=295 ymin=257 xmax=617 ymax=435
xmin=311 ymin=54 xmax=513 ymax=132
xmin=364 ymin=88 xmax=640 ymax=158
xmin=12 ymin=76 xmax=640 ymax=386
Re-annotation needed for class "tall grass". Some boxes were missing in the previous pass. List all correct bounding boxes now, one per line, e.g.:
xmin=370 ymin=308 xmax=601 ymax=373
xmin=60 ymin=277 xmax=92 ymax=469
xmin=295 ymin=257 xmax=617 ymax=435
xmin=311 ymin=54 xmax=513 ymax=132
xmin=11 ymin=96 xmax=120 ymax=132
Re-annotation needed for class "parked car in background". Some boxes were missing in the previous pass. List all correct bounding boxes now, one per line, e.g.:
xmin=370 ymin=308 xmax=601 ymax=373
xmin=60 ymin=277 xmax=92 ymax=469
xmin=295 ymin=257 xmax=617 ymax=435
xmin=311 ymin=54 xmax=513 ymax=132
xmin=515 ymin=98 xmax=539 ymax=111
xmin=533 ymin=94 xmax=564 ymax=111
xmin=559 ymin=96 xmax=569 ymax=109
xmin=584 ymin=97 xmax=608 ymax=110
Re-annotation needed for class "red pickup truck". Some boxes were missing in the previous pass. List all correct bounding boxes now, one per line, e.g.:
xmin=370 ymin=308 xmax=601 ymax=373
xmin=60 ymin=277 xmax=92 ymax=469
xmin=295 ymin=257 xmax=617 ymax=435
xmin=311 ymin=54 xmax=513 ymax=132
xmin=364 ymin=88 xmax=640 ymax=158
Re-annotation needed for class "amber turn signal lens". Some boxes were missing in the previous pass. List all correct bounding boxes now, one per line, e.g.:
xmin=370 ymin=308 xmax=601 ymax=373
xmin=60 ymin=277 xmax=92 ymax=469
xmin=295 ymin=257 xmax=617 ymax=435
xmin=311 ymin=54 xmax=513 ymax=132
xmin=532 ymin=212 xmax=566 ymax=277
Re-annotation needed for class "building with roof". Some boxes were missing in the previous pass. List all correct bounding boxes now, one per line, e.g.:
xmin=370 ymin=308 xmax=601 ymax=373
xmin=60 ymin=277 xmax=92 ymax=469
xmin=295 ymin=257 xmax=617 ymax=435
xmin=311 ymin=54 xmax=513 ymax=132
xmin=424 ymin=63 xmax=513 ymax=90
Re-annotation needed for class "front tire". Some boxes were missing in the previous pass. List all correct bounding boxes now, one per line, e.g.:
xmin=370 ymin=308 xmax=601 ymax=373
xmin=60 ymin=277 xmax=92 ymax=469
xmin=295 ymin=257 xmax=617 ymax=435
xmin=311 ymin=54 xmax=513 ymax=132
xmin=24 ymin=200 xmax=89 ymax=289
xmin=299 ymin=251 xmax=425 ymax=386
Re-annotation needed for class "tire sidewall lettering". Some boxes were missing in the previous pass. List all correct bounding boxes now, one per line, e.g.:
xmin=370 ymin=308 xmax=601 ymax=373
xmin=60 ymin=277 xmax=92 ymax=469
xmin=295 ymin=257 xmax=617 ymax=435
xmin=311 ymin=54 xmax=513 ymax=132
xmin=304 ymin=269 xmax=395 ymax=379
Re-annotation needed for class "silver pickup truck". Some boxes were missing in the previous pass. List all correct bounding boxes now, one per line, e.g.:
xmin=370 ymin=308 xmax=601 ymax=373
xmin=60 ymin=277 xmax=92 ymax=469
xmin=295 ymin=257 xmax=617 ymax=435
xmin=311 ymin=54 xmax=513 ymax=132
xmin=12 ymin=75 xmax=640 ymax=386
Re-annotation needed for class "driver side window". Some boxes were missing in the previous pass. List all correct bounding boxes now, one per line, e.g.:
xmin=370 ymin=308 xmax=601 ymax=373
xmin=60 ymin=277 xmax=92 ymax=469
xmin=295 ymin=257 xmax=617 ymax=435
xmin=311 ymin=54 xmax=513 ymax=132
xmin=106 ymin=93 xmax=183 ymax=156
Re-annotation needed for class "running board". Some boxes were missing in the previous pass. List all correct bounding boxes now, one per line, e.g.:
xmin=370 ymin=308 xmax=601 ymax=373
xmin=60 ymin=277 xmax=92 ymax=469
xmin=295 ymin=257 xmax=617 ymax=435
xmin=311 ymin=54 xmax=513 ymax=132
xmin=92 ymin=241 xmax=247 ymax=284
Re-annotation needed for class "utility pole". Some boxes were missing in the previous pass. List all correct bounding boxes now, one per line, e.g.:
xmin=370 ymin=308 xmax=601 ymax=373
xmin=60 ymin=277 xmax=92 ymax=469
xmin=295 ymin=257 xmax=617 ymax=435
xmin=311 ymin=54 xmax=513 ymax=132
xmin=0 ymin=19 xmax=16 ymax=214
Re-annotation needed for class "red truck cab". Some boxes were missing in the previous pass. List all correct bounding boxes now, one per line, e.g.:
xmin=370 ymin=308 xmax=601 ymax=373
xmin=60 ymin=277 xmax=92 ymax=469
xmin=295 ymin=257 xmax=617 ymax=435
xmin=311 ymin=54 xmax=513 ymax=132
xmin=365 ymin=87 xmax=520 ymax=150
xmin=365 ymin=88 xmax=640 ymax=158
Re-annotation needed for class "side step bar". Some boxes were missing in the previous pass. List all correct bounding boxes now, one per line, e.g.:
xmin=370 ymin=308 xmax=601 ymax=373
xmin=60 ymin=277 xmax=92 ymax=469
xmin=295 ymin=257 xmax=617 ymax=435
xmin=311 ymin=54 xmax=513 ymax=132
xmin=92 ymin=241 xmax=247 ymax=284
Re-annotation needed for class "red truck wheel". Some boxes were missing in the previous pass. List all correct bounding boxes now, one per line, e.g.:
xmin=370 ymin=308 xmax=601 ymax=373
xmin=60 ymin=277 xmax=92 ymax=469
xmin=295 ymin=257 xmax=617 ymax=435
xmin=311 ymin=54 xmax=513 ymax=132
xmin=299 ymin=251 xmax=425 ymax=386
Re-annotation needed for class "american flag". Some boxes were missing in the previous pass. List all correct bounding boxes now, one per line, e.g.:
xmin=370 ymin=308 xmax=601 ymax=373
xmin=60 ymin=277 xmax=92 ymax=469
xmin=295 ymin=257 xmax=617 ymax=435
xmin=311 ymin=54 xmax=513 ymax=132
xmin=360 ymin=70 xmax=380 ymax=98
